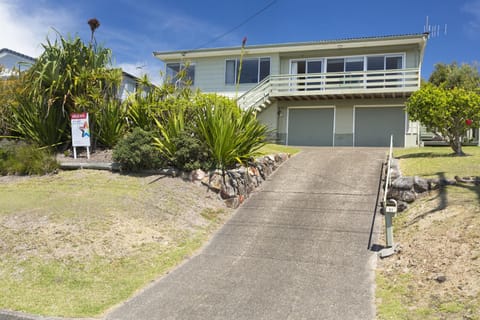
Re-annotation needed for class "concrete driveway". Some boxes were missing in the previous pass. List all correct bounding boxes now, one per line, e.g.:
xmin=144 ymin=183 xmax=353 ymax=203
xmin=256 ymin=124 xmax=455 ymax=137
xmin=106 ymin=147 xmax=386 ymax=320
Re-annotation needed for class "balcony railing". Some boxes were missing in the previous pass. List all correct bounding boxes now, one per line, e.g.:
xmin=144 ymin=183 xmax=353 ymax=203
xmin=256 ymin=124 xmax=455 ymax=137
xmin=237 ymin=68 xmax=420 ymax=110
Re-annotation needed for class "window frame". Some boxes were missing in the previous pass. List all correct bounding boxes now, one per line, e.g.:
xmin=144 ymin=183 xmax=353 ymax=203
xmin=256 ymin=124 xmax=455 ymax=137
xmin=291 ymin=53 xmax=405 ymax=74
xmin=225 ymin=57 xmax=271 ymax=85
xmin=366 ymin=53 xmax=405 ymax=71
xmin=166 ymin=62 xmax=195 ymax=86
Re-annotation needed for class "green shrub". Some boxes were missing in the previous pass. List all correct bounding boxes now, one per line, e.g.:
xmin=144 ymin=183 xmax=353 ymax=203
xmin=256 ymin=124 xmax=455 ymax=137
xmin=0 ymin=143 xmax=59 ymax=175
xmin=112 ymin=128 xmax=164 ymax=172
xmin=169 ymin=131 xmax=211 ymax=171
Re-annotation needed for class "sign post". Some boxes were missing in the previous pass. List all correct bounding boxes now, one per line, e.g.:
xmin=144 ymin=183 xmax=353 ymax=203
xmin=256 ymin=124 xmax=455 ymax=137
xmin=70 ymin=112 xmax=91 ymax=159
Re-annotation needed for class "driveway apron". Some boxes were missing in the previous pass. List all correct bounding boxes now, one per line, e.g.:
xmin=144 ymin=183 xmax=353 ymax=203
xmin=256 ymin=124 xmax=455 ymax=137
xmin=106 ymin=147 xmax=386 ymax=320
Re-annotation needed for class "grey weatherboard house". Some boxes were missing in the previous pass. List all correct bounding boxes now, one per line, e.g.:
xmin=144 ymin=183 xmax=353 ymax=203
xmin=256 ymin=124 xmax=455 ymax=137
xmin=154 ymin=33 xmax=429 ymax=147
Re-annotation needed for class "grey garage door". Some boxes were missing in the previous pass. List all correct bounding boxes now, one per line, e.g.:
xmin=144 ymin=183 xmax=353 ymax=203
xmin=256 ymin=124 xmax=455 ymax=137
xmin=288 ymin=108 xmax=334 ymax=146
xmin=354 ymin=107 xmax=405 ymax=147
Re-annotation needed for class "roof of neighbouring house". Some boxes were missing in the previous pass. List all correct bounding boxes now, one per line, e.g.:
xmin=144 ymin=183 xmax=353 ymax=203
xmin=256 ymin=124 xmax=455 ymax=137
xmin=153 ymin=33 xmax=429 ymax=61
xmin=0 ymin=48 xmax=37 ymax=62
xmin=122 ymin=71 xmax=139 ymax=81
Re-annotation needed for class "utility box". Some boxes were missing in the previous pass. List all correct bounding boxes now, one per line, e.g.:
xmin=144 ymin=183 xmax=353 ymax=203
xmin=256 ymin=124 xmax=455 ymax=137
xmin=380 ymin=198 xmax=398 ymax=258
xmin=385 ymin=199 xmax=398 ymax=215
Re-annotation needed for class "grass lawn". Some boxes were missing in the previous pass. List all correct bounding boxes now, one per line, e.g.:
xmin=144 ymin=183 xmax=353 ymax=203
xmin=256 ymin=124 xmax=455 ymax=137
xmin=394 ymin=146 xmax=480 ymax=178
xmin=377 ymin=146 xmax=480 ymax=319
xmin=0 ymin=170 xmax=232 ymax=317
xmin=258 ymin=143 xmax=300 ymax=156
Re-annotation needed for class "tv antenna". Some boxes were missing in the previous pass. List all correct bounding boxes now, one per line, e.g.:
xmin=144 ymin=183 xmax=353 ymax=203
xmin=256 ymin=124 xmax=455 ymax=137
xmin=424 ymin=16 xmax=447 ymax=38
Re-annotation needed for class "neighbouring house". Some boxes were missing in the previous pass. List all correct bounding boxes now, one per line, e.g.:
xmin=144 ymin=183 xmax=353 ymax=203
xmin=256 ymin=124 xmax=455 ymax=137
xmin=0 ymin=48 xmax=138 ymax=101
xmin=154 ymin=33 xmax=429 ymax=147
xmin=119 ymin=71 xmax=139 ymax=100
xmin=0 ymin=48 xmax=36 ymax=78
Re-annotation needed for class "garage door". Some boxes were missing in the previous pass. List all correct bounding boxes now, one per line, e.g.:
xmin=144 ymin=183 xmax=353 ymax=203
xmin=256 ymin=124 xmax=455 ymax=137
xmin=287 ymin=108 xmax=334 ymax=146
xmin=354 ymin=107 xmax=405 ymax=147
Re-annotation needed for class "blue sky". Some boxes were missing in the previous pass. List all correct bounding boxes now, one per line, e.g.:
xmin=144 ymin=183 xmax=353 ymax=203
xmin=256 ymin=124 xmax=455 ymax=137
xmin=1 ymin=0 xmax=479 ymax=83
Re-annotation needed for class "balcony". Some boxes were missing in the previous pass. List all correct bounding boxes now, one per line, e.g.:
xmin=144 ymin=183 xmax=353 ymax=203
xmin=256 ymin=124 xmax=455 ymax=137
xmin=237 ymin=68 xmax=420 ymax=110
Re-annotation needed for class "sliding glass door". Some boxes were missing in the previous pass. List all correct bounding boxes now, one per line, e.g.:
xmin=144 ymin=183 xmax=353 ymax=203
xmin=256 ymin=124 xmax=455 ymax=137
xmin=291 ymin=59 xmax=323 ymax=91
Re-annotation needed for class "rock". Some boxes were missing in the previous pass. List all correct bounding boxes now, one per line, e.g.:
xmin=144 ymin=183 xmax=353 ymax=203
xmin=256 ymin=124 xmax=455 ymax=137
xmin=189 ymin=169 xmax=206 ymax=182
xmin=220 ymin=175 xmax=236 ymax=199
xmin=265 ymin=155 xmax=275 ymax=162
xmin=391 ymin=176 xmax=414 ymax=190
xmin=195 ymin=152 xmax=287 ymax=207
xmin=202 ymin=173 xmax=223 ymax=192
xmin=387 ymin=189 xmax=416 ymax=203
xmin=236 ymin=178 xmax=247 ymax=196
xmin=224 ymin=197 xmax=240 ymax=208
xmin=427 ymin=178 xmax=441 ymax=190
xmin=389 ymin=159 xmax=402 ymax=180
xmin=277 ymin=153 xmax=289 ymax=162
xmin=263 ymin=163 xmax=272 ymax=177
xmin=248 ymin=166 xmax=259 ymax=177
xmin=455 ymin=176 xmax=480 ymax=184
xmin=397 ymin=201 xmax=408 ymax=212
xmin=413 ymin=176 xmax=429 ymax=193
xmin=434 ymin=274 xmax=447 ymax=283
xmin=220 ymin=183 xmax=236 ymax=199
xmin=390 ymin=167 xmax=402 ymax=181
xmin=428 ymin=178 xmax=456 ymax=188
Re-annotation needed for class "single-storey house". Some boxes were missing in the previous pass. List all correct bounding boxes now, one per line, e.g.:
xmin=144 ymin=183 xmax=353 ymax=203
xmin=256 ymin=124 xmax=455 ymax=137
xmin=154 ymin=33 xmax=429 ymax=147
xmin=0 ymin=48 xmax=36 ymax=78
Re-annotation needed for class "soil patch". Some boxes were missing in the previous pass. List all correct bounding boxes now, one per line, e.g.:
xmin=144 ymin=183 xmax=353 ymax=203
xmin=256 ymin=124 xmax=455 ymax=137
xmin=376 ymin=185 xmax=480 ymax=319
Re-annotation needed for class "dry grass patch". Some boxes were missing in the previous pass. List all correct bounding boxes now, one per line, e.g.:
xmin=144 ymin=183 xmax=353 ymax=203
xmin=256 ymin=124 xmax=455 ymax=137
xmin=377 ymin=146 xmax=480 ymax=319
xmin=0 ymin=170 xmax=232 ymax=317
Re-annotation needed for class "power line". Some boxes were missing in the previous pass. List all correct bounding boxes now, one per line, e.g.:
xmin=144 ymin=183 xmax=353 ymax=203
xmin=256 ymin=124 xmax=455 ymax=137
xmin=193 ymin=0 xmax=277 ymax=50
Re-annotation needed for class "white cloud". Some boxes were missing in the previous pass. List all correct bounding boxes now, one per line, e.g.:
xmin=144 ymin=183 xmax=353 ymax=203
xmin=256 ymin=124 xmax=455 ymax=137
xmin=0 ymin=0 xmax=231 ymax=85
xmin=462 ymin=0 xmax=480 ymax=35
xmin=0 ymin=0 xmax=77 ymax=57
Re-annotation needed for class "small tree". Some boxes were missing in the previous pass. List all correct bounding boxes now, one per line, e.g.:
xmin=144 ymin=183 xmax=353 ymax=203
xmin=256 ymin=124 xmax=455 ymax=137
xmin=406 ymin=63 xmax=480 ymax=156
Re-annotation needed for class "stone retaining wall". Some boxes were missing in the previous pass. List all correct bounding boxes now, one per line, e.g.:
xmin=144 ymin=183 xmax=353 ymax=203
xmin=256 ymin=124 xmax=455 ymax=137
xmin=184 ymin=153 xmax=290 ymax=208
xmin=386 ymin=158 xmax=478 ymax=212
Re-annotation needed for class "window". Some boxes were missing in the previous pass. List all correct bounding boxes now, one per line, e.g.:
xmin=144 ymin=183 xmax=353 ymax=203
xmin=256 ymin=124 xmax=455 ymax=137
xmin=345 ymin=57 xmax=364 ymax=85
xmin=367 ymin=55 xmax=403 ymax=70
xmin=166 ymin=63 xmax=195 ymax=86
xmin=367 ymin=56 xmax=385 ymax=71
xmin=366 ymin=55 xmax=403 ymax=87
xmin=386 ymin=56 xmax=402 ymax=70
xmin=326 ymin=58 xmax=344 ymax=85
xmin=345 ymin=57 xmax=364 ymax=72
xmin=225 ymin=57 xmax=270 ymax=84
xmin=326 ymin=58 xmax=344 ymax=73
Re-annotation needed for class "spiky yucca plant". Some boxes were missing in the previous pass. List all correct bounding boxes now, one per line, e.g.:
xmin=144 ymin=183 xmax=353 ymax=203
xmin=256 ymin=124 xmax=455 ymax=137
xmin=153 ymin=108 xmax=185 ymax=163
xmin=195 ymin=95 xmax=269 ymax=173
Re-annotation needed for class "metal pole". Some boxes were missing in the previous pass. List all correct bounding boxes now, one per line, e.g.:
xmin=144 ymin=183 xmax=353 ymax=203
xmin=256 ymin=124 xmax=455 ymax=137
xmin=385 ymin=211 xmax=394 ymax=247
xmin=379 ymin=134 xmax=399 ymax=257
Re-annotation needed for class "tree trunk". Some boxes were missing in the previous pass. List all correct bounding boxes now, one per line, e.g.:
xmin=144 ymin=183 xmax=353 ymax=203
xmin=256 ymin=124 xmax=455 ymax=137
xmin=450 ymin=135 xmax=465 ymax=156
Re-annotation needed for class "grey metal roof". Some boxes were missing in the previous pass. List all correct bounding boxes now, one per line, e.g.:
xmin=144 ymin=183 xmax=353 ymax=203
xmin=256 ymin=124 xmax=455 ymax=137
xmin=153 ymin=33 xmax=429 ymax=57
xmin=0 ymin=48 xmax=37 ymax=62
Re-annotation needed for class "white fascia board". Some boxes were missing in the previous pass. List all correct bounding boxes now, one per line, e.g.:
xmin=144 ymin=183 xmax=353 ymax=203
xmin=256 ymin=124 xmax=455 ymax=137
xmin=153 ymin=35 xmax=428 ymax=62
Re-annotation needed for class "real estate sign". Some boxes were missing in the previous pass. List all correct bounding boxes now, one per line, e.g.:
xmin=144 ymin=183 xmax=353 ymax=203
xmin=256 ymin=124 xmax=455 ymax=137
xmin=71 ymin=113 xmax=91 ymax=147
